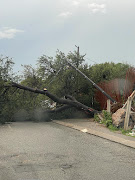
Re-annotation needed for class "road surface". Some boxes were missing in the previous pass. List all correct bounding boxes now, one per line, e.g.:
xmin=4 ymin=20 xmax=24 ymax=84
xmin=0 ymin=122 xmax=135 ymax=180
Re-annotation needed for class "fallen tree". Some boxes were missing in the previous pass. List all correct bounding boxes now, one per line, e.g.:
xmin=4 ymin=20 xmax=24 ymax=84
xmin=5 ymin=82 xmax=96 ymax=117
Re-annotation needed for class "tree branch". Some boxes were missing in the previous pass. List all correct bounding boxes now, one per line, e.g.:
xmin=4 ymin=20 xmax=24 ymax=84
xmin=9 ymin=82 xmax=96 ymax=115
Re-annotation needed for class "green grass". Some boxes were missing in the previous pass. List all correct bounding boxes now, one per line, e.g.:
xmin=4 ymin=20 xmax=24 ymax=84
xmin=120 ymin=128 xmax=132 ymax=135
xmin=108 ymin=124 xmax=119 ymax=131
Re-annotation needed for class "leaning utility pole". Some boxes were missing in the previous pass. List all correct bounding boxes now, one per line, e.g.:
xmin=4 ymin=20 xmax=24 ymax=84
xmin=67 ymin=60 xmax=116 ymax=103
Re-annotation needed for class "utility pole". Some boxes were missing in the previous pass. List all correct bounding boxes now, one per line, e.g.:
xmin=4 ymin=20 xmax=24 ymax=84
xmin=75 ymin=45 xmax=80 ymax=68
xmin=75 ymin=45 xmax=86 ymax=66
xmin=74 ymin=46 xmax=86 ymax=95
xmin=75 ymin=45 xmax=80 ymax=94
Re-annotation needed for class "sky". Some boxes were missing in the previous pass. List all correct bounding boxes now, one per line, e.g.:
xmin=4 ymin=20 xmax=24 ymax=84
xmin=0 ymin=0 xmax=135 ymax=72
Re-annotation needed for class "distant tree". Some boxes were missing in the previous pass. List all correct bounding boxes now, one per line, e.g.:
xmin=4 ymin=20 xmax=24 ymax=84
xmin=0 ymin=56 xmax=15 ymax=123
xmin=88 ymin=62 xmax=130 ymax=83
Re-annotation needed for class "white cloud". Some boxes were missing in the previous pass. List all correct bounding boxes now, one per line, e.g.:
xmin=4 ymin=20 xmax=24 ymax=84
xmin=88 ymin=3 xmax=106 ymax=13
xmin=0 ymin=27 xmax=24 ymax=39
xmin=72 ymin=0 xmax=80 ymax=6
xmin=58 ymin=12 xmax=72 ymax=18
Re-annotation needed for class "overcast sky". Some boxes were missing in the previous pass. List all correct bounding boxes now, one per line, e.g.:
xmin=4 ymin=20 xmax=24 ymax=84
xmin=0 ymin=0 xmax=135 ymax=72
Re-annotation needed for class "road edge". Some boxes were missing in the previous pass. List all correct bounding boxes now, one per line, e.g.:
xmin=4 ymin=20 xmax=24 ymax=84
xmin=53 ymin=120 xmax=135 ymax=149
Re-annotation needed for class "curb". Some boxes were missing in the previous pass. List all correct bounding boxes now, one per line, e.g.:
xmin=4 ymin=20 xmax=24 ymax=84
xmin=53 ymin=120 xmax=135 ymax=149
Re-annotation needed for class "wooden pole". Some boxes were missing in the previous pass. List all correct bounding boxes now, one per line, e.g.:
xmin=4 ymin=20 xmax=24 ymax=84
xmin=123 ymin=90 xmax=135 ymax=109
xmin=107 ymin=99 xmax=111 ymax=113
xmin=124 ymin=96 xmax=132 ymax=130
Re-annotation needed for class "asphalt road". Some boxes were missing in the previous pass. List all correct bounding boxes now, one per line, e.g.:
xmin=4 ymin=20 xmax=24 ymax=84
xmin=0 ymin=122 xmax=135 ymax=180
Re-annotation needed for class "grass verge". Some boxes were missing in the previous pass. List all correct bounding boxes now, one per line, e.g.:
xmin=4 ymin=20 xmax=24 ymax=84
xmin=94 ymin=110 xmax=133 ymax=136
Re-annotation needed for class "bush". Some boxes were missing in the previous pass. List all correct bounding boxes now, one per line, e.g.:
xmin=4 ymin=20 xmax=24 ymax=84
xmin=102 ymin=110 xmax=112 ymax=127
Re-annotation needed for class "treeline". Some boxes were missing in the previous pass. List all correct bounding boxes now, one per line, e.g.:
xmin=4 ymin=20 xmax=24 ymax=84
xmin=0 ymin=50 xmax=130 ymax=123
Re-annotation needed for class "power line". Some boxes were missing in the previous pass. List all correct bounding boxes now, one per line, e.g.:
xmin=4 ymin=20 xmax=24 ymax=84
xmin=84 ymin=57 xmax=97 ymax=64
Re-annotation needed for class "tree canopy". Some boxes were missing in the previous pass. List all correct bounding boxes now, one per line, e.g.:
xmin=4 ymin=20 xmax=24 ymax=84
xmin=0 ymin=51 xmax=130 ymax=123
